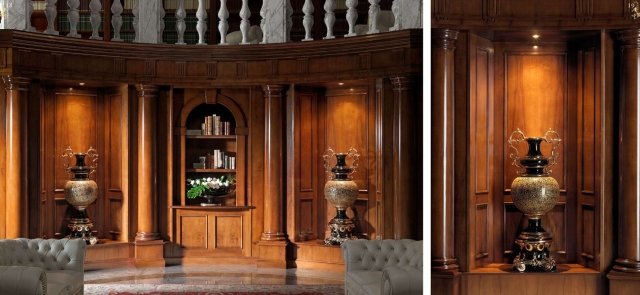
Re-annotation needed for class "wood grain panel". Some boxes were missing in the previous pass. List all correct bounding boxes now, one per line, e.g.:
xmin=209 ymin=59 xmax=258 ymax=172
xmin=474 ymin=46 xmax=490 ymax=193
xmin=324 ymin=88 xmax=369 ymax=190
xmin=299 ymin=93 xmax=315 ymax=192
xmin=215 ymin=216 xmax=242 ymax=248
xmin=299 ymin=199 xmax=314 ymax=235
xmin=544 ymin=204 xmax=567 ymax=260
xmin=107 ymin=93 xmax=123 ymax=192
xmin=505 ymin=54 xmax=566 ymax=191
xmin=581 ymin=205 xmax=595 ymax=260
xmin=180 ymin=215 xmax=208 ymax=248
xmin=503 ymin=204 xmax=526 ymax=258
xmin=580 ymin=51 xmax=596 ymax=193
xmin=475 ymin=204 xmax=489 ymax=260
xmin=497 ymin=0 xmax=575 ymax=18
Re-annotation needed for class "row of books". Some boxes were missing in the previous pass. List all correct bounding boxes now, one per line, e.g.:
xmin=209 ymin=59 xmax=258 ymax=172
xmin=193 ymin=150 xmax=235 ymax=170
xmin=202 ymin=115 xmax=232 ymax=136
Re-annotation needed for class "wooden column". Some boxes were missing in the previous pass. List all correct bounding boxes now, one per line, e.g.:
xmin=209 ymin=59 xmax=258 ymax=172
xmin=431 ymin=28 xmax=459 ymax=272
xmin=258 ymin=85 xmax=289 ymax=268
xmin=614 ymin=29 xmax=640 ymax=273
xmin=2 ymin=76 xmax=29 ymax=238
xmin=133 ymin=84 xmax=164 ymax=266
xmin=262 ymin=85 xmax=287 ymax=241
xmin=390 ymin=76 xmax=419 ymax=239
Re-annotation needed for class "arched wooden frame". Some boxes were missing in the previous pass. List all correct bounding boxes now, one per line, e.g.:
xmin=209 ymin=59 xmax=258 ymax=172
xmin=178 ymin=89 xmax=248 ymax=207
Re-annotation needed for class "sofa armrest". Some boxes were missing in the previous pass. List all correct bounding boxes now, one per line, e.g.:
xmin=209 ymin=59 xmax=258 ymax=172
xmin=381 ymin=265 xmax=423 ymax=295
xmin=0 ymin=266 xmax=46 ymax=295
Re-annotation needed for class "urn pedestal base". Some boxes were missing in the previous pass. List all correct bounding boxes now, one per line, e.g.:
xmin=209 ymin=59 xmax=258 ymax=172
xmin=324 ymin=209 xmax=357 ymax=245
xmin=512 ymin=218 xmax=556 ymax=272
xmin=67 ymin=209 xmax=98 ymax=245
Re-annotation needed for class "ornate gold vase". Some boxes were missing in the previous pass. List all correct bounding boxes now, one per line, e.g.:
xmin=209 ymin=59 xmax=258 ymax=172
xmin=323 ymin=148 xmax=359 ymax=245
xmin=508 ymin=129 xmax=561 ymax=272
xmin=63 ymin=146 xmax=99 ymax=245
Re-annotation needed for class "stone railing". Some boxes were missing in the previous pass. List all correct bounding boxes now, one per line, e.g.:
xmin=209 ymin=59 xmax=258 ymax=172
xmin=0 ymin=0 xmax=422 ymax=45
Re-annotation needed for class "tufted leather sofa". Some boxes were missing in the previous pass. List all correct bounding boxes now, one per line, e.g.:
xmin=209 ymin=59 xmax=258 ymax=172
xmin=341 ymin=239 xmax=422 ymax=295
xmin=0 ymin=238 xmax=86 ymax=295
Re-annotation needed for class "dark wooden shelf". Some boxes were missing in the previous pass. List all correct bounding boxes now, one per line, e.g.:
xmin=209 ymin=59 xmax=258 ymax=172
xmin=186 ymin=168 xmax=235 ymax=173
xmin=187 ymin=135 xmax=236 ymax=139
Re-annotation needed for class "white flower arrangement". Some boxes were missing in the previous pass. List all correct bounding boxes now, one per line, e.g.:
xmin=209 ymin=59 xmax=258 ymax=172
xmin=186 ymin=175 xmax=235 ymax=199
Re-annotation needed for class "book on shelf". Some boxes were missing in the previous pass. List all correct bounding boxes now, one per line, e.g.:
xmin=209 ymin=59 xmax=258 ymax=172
xmin=201 ymin=114 xmax=234 ymax=136
xmin=205 ymin=150 xmax=235 ymax=169
xmin=186 ymin=129 xmax=202 ymax=136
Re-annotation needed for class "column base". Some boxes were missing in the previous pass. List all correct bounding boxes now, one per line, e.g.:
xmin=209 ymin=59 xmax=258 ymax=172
xmin=134 ymin=239 xmax=165 ymax=267
xmin=432 ymin=271 xmax=460 ymax=295
xmin=257 ymin=240 xmax=293 ymax=268
xmin=608 ymin=269 xmax=640 ymax=295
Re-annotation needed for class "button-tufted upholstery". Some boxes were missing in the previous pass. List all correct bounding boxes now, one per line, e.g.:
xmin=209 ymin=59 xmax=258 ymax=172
xmin=0 ymin=238 xmax=86 ymax=295
xmin=342 ymin=239 xmax=422 ymax=295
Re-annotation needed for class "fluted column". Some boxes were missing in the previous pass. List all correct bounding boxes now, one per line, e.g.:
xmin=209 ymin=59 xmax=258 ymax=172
xmin=431 ymin=29 xmax=459 ymax=272
xmin=135 ymin=84 xmax=159 ymax=241
xmin=614 ymin=29 xmax=640 ymax=272
xmin=3 ymin=76 xmax=29 ymax=238
xmin=262 ymin=85 xmax=287 ymax=241
xmin=390 ymin=76 xmax=418 ymax=239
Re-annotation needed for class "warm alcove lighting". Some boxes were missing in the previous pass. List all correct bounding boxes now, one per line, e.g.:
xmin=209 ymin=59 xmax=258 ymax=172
xmin=532 ymin=34 xmax=540 ymax=39
xmin=79 ymin=82 xmax=85 ymax=86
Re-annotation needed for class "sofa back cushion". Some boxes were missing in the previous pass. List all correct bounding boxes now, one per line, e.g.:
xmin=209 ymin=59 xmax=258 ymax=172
xmin=0 ymin=238 xmax=86 ymax=272
xmin=342 ymin=239 xmax=422 ymax=271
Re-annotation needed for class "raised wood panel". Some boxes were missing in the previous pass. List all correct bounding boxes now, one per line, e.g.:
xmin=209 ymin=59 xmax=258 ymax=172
xmin=180 ymin=215 xmax=208 ymax=249
xmin=299 ymin=93 xmax=315 ymax=192
xmin=580 ymin=51 xmax=596 ymax=194
xmin=497 ymin=0 xmax=575 ymax=18
xmin=215 ymin=216 xmax=242 ymax=248
xmin=463 ymin=270 xmax=601 ymax=295
xmin=503 ymin=204 xmax=526 ymax=258
xmin=299 ymin=199 xmax=314 ymax=235
xmin=107 ymin=93 xmax=123 ymax=192
xmin=504 ymin=53 xmax=567 ymax=191
xmin=581 ymin=205 xmax=595 ymax=260
xmin=475 ymin=204 xmax=489 ymax=260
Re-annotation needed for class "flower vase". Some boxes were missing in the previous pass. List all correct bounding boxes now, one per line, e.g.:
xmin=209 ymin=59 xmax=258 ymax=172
xmin=63 ymin=146 xmax=99 ymax=245
xmin=508 ymin=129 xmax=561 ymax=272
xmin=323 ymin=148 xmax=359 ymax=245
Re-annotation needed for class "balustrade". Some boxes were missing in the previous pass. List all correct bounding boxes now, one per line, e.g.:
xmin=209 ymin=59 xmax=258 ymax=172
xmin=0 ymin=0 xmax=421 ymax=45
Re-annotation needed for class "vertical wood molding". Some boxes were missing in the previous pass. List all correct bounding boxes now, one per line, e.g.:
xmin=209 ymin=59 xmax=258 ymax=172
xmin=261 ymin=84 xmax=287 ymax=241
xmin=135 ymin=84 xmax=160 ymax=241
xmin=431 ymin=28 xmax=459 ymax=272
xmin=3 ymin=76 xmax=29 ymax=238
xmin=614 ymin=28 xmax=640 ymax=272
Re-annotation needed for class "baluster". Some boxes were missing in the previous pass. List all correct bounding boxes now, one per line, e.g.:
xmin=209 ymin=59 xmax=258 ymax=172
xmin=390 ymin=0 xmax=400 ymax=31
xmin=196 ymin=0 xmax=207 ymax=45
xmin=345 ymin=0 xmax=357 ymax=37
xmin=111 ymin=0 xmax=123 ymax=41
xmin=45 ymin=0 xmax=59 ymax=35
xmin=89 ymin=0 xmax=101 ymax=39
xmin=323 ymin=0 xmax=335 ymax=39
xmin=67 ymin=0 xmax=80 ymax=38
xmin=367 ymin=0 xmax=380 ymax=34
xmin=27 ymin=0 xmax=35 ymax=31
xmin=286 ymin=0 xmax=292 ymax=41
xmin=175 ymin=0 xmax=186 ymax=45
xmin=132 ymin=0 xmax=139 ymax=42
xmin=239 ymin=0 xmax=250 ymax=44
xmin=218 ymin=0 xmax=228 ymax=45
xmin=259 ymin=1 xmax=266 ymax=44
xmin=157 ymin=0 xmax=165 ymax=43
xmin=302 ymin=0 xmax=314 ymax=41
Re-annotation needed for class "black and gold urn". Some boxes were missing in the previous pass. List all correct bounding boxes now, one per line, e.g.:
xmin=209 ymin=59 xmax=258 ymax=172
xmin=508 ymin=129 xmax=561 ymax=272
xmin=323 ymin=147 xmax=359 ymax=245
xmin=63 ymin=146 xmax=99 ymax=245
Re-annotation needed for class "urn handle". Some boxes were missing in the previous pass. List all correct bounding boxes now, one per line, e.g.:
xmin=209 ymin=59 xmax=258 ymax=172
xmin=508 ymin=129 xmax=526 ymax=173
xmin=543 ymin=129 xmax=561 ymax=172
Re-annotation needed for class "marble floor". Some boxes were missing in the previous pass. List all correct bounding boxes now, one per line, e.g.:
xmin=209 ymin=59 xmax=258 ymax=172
xmin=84 ymin=264 xmax=345 ymax=294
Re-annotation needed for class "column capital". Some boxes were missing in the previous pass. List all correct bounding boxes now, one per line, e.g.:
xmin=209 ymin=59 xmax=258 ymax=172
xmin=262 ymin=85 xmax=286 ymax=98
xmin=616 ymin=28 xmax=640 ymax=47
xmin=390 ymin=75 xmax=415 ymax=91
xmin=135 ymin=84 xmax=159 ymax=97
xmin=2 ymin=76 xmax=30 ymax=91
xmin=431 ymin=28 xmax=459 ymax=49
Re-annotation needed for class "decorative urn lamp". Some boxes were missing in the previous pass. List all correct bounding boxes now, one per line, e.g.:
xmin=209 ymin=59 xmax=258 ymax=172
xmin=62 ymin=146 xmax=99 ymax=245
xmin=508 ymin=129 xmax=561 ymax=272
xmin=323 ymin=147 xmax=359 ymax=245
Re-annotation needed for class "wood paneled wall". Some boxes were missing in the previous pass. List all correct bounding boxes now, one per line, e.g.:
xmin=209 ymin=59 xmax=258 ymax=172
xmin=39 ymin=86 xmax=129 ymax=241
xmin=493 ymin=42 xmax=578 ymax=263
